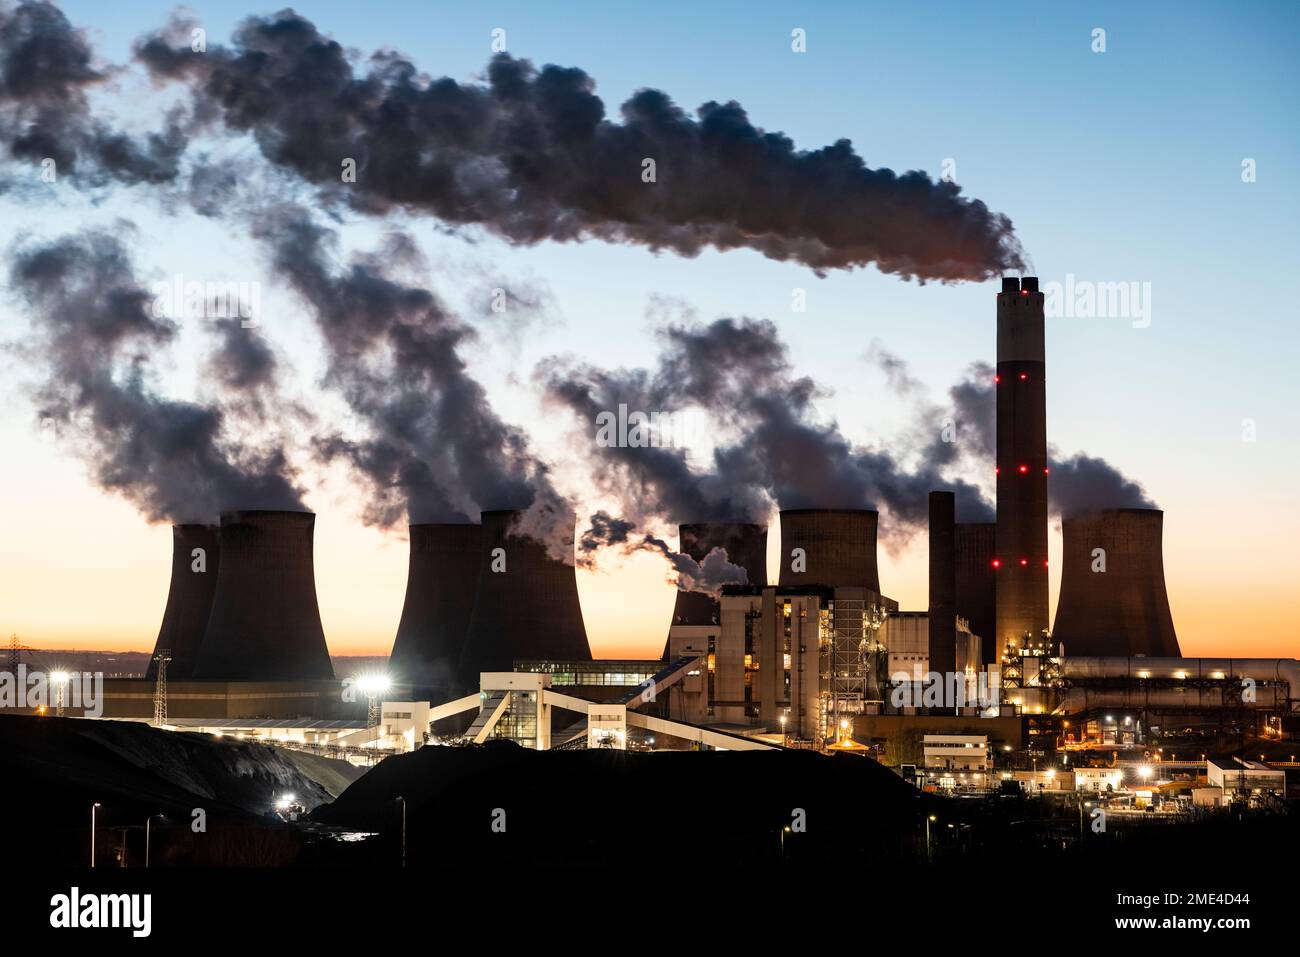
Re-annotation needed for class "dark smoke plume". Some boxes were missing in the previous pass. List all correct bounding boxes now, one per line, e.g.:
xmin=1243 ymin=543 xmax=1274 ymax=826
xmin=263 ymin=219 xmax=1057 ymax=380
xmin=255 ymin=207 xmax=573 ymax=555
xmin=1047 ymin=451 xmax=1156 ymax=513
xmin=0 ymin=1 xmax=184 ymax=186
xmin=578 ymin=510 xmax=635 ymax=563
xmin=639 ymin=534 xmax=749 ymax=597
xmin=7 ymin=228 xmax=303 ymax=521
xmin=539 ymin=316 xmax=994 ymax=543
xmin=580 ymin=510 xmax=748 ymax=596
xmin=205 ymin=317 xmax=276 ymax=394
xmin=136 ymin=9 xmax=1023 ymax=281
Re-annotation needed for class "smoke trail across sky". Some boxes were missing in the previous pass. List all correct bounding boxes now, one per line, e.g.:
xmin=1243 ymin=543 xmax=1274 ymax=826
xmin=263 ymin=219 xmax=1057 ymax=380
xmin=133 ymin=8 xmax=1024 ymax=281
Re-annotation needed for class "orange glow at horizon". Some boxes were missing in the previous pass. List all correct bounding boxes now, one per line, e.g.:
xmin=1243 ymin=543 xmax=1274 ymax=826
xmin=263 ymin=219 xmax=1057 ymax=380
xmin=2 ymin=449 xmax=1296 ymax=661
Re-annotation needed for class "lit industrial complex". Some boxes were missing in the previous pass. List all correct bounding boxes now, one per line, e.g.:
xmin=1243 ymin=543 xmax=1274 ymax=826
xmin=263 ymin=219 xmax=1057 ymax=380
xmin=14 ymin=278 xmax=1296 ymax=807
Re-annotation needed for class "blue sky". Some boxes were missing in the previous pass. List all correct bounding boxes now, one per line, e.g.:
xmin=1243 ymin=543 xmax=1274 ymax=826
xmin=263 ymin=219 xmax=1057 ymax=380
xmin=4 ymin=0 xmax=1298 ymax=656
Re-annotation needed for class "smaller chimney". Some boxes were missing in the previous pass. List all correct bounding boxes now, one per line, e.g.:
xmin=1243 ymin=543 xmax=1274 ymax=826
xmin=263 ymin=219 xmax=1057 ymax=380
xmin=928 ymin=491 xmax=956 ymax=677
xmin=1001 ymin=277 xmax=1021 ymax=294
xmin=1021 ymin=276 xmax=1039 ymax=292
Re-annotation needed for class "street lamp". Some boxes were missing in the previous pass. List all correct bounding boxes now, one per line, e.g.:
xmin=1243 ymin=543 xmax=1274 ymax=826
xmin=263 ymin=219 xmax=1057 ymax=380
xmin=145 ymin=814 xmax=166 ymax=868
xmin=396 ymin=796 xmax=406 ymax=868
xmin=926 ymin=814 xmax=937 ymax=861
xmin=779 ymin=825 xmax=792 ymax=858
xmin=778 ymin=714 xmax=787 ymax=746
xmin=90 ymin=802 xmax=101 ymax=868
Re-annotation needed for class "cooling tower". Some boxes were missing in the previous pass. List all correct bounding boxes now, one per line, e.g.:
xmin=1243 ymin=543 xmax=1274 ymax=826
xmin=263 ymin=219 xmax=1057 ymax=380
xmin=146 ymin=524 xmax=220 ymax=681
xmin=459 ymin=510 xmax=591 ymax=680
xmin=955 ymin=522 xmax=997 ymax=666
xmin=1052 ymin=508 xmax=1180 ymax=657
xmin=192 ymin=510 xmax=334 ymax=681
xmin=995 ymin=276 xmax=1050 ymax=656
xmin=670 ymin=522 xmax=769 ymax=626
xmin=928 ymin=492 xmax=956 ymax=676
xmin=387 ymin=523 xmax=481 ymax=699
xmin=778 ymin=509 xmax=880 ymax=591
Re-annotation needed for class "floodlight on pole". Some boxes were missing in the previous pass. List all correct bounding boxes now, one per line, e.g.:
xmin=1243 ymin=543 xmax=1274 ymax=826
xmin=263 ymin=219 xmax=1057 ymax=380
xmin=51 ymin=671 xmax=69 ymax=716
xmin=356 ymin=672 xmax=391 ymax=729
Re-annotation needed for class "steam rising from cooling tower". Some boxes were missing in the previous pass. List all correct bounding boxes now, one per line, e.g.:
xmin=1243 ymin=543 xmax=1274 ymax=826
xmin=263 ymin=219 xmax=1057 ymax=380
xmin=540 ymin=317 xmax=994 ymax=545
xmin=660 ymin=521 xmax=767 ymax=658
xmin=388 ymin=523 xmax=481 ymax=699
xmin=1052 ymin=508 xmax=1180 ymax=657
xmin=146 ymin=524 xmax=220 ymax=680
xmin=669 ymin=523 xmax=769 ymax=625
xmin=459 ymin=510 xmax=591 ymax=681
xmin=258 ymin=209 xmax=573 ymax=559
xmin=778 ymin=509 xmax=880 ymax=590
xmin=7 ymin=228 xmax=305 ymax=522
xmin=193 ymin=510 xmax=334 ymax=681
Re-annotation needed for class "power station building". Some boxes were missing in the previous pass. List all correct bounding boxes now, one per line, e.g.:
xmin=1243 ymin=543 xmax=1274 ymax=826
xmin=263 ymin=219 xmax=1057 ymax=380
xmin=665 ymin=584 xmax=897 ymax=742
xmin=661 ymin=510 xmax=898 ymax=741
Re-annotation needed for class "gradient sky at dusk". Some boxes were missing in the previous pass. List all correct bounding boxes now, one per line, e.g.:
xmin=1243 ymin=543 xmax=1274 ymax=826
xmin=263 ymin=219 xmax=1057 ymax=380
xmin=1 ymin=1 xmax=1297 ymax=659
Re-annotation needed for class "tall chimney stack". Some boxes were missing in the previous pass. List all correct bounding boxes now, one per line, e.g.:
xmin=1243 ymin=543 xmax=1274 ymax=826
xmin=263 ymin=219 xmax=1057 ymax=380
xmin=459 ymin=509 xmax=591 ymax=681
xmin=387 ymin=523 xmax=481 ymax=701
xmin=192 ymin=510 xmax=334 ymax=681
xmin=928 ymin=492 xmax=957 ymax=676
xmin=995 ymin=276 xmax=1049 ymax=657
xmin=778 ymin=509 xmax=880 ymax=590
xmin=146 ymin=524 xmax=220 ymax=680
xmin=1052 ymin=508 xmax=1180 ymax=657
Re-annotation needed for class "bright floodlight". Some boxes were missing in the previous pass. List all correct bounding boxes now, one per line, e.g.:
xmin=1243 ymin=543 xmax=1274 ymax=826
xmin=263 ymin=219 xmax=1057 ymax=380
xmin=1137 ymin=765 xmax=1153 ymax=780
xmin=275 ymin=793 xmax=296 ymax=810
xmin=50 ymin=671 xmax=70 ymax=685
xmin=356 ymin=673 xmax=391 ymax=696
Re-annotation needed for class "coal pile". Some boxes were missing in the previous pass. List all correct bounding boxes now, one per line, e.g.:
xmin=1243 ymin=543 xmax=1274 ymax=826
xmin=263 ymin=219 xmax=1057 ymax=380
xmin=313 ymin=741 xmax=926 ymax=869
xmin=0 ymin=716 xmax=361 ymax=866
